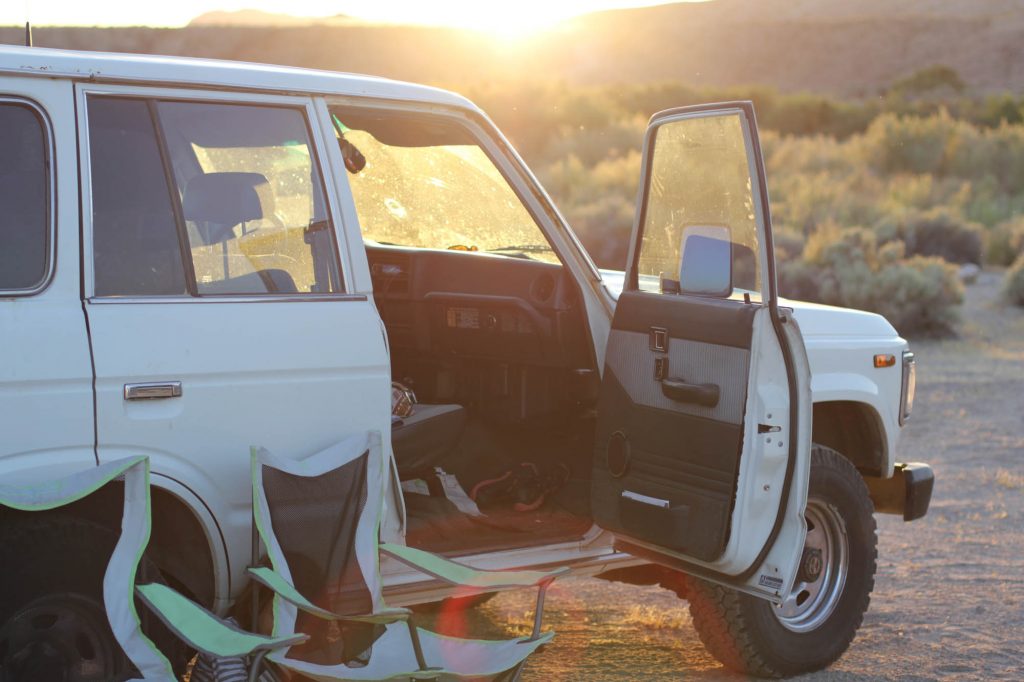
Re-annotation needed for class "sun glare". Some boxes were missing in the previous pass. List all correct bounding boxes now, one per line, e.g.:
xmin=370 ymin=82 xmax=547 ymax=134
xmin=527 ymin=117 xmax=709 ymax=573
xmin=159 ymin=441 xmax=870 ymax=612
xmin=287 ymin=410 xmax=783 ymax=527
xmin=377 ymin=2 xmax=574 ymax=40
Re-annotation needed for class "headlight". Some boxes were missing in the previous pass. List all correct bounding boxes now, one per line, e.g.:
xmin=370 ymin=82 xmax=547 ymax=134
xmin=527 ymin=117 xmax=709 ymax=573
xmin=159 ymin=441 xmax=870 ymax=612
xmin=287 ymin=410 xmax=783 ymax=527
xmin=899 ymin=350 xmax=916 ymax=425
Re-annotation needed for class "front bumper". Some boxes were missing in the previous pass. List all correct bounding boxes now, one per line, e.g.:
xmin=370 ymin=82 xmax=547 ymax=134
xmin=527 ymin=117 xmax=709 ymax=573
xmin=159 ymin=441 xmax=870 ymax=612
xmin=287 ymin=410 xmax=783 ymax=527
xmin=865 ymin=462 xmax=935 ymax=521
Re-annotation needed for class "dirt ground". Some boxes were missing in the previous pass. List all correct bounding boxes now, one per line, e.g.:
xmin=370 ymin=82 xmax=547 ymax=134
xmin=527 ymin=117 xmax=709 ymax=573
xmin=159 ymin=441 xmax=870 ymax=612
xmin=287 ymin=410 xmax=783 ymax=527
xmin=439 ymin=270 xmax=1024 ymax=680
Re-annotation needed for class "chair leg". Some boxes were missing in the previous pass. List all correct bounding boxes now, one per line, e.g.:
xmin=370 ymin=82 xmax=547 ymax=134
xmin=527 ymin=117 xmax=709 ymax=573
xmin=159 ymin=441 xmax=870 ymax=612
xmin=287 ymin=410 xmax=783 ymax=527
xmin=406 ymin=618 xmax=429 ymax=671
xmin=248 ymin=649 xmax=270 ymax=682
xmin=507 ymin=578 xmax=556 ymax=682
xmin=530 ymin=578 xmax=554 ymax=641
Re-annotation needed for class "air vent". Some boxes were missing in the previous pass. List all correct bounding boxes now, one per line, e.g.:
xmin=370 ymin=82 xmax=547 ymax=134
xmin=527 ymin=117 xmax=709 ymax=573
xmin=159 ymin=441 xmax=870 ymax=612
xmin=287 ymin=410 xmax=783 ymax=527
xmin=531 ymin=272 xmax=556 ymax=303
xmin=370 ymin=253 xmax=410 ymax=296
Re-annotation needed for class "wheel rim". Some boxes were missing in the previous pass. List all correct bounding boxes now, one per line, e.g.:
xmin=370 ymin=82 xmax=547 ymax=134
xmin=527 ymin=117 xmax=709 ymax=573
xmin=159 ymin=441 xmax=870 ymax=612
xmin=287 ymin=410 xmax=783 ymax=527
xmin=0 ymin=594 xmax=120 ymax=682
xmin=773 ymin=497 xmax=850 ymax=633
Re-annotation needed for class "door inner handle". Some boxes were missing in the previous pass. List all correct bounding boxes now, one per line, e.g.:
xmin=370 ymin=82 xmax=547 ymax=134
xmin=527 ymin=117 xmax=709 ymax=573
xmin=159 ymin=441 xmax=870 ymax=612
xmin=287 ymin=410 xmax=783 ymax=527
xmin=661 ymin=378 xmax=719 ymax=407
xmin=124 ymin=382 xmax=182 ymax=400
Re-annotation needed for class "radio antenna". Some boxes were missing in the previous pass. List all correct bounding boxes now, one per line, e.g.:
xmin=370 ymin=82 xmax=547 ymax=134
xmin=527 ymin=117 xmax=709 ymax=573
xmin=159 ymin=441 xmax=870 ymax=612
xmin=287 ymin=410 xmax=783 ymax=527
xmin=25 ymin=22 xmax=33 ymax=47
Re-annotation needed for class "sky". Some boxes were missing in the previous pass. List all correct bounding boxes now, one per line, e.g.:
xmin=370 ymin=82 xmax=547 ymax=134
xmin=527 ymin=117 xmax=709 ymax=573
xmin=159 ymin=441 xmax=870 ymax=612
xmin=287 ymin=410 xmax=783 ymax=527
xmin=4 ymin=1 xmax=696 ymax=35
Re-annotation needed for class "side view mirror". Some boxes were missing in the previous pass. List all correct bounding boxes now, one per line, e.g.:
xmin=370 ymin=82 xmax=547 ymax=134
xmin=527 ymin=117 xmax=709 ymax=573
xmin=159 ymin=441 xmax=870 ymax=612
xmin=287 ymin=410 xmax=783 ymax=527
xmin=671 ymin=225 xmax=733 ymax=297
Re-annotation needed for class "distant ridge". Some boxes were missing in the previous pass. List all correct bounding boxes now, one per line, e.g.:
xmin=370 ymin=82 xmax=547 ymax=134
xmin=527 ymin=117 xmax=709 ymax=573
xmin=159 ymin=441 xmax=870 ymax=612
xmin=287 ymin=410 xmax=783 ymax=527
xmin=5 ymin=0 xmax=1024 ymax=94
xmin=188 ymin=10 xmax=357 ymax=27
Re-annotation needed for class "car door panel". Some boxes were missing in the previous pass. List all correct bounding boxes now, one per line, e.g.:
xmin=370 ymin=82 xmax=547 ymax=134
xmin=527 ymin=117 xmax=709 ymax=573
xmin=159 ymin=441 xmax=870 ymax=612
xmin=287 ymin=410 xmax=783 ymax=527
xmin=592 ymin=102 xmax=810 ymax=598
xmin=595 ymin=292 xmax=755 ymax=561
xmin=79 ymin=86 xmax=391 ymax=602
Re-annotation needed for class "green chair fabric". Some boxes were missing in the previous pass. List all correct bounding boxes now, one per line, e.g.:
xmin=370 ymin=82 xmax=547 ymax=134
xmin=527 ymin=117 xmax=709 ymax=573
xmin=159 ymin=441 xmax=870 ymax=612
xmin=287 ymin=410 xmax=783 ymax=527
xmin=0 ymin=457 xmax=174 ymax=680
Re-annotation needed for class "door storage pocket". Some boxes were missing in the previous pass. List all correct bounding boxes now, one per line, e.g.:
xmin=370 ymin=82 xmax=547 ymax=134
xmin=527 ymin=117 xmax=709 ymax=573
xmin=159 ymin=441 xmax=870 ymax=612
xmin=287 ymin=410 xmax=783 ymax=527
xmin=619 ymin=491 xmax=690 ymax=549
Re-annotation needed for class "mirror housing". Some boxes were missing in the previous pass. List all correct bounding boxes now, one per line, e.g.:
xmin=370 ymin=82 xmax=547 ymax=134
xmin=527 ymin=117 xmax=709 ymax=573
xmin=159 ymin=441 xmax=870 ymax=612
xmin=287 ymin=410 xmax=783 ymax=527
xmin=671 ymin=225 xmax=733 ymax=297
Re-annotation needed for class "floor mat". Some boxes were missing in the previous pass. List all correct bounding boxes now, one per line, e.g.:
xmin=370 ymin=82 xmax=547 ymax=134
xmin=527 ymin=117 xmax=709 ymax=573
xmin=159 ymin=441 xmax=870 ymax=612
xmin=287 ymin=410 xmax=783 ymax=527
xmin=404 ymin=491 xmax=592 ymax=556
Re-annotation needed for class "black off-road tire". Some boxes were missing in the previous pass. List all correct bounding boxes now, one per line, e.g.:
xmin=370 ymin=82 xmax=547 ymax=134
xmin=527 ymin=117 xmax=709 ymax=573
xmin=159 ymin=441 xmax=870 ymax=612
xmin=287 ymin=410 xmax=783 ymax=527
xmin=0 ymin=516 xmax=187 ymax=681
xmin=687 ymin=444 xmax=877 ymax=678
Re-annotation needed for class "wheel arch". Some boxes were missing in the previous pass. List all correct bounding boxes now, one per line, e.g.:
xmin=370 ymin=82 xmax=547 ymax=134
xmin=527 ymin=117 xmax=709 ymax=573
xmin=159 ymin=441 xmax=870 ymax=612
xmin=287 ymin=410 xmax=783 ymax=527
xmin=812 ymin=400 xmax=888 ymax=477
xmin=0 ymin=475 xmax=219 ymax=609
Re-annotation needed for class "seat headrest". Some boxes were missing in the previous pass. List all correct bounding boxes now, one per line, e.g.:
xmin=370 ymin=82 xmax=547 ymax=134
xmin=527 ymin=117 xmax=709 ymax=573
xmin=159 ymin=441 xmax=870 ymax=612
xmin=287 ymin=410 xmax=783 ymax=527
xmin=182 ymin=172 xmax=274 ymax=243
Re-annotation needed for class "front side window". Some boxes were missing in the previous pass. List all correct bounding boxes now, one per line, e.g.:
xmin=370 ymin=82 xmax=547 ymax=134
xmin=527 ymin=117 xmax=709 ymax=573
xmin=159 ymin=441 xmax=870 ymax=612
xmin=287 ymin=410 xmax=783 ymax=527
xmin=89 ymin=96 xmax=341 ymax=297
xmin=0 ymin=102 xmax=51 ymax=292
xmin=331 ymin=107 xmax=557 ymax=264
xmin=636 ymin=112 xmax=761 ymax=297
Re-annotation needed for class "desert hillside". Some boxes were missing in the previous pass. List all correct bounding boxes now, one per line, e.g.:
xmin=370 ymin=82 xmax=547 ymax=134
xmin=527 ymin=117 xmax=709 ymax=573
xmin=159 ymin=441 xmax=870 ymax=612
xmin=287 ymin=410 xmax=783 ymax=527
xmin=4 ymin=0 xmax=1024 ymax=93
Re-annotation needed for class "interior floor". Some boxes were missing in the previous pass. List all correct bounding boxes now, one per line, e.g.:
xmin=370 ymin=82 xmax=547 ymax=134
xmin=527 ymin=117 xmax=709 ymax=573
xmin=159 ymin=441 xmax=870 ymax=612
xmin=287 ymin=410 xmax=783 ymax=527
xmin=401 ymin=414 xmax=595 ymax=556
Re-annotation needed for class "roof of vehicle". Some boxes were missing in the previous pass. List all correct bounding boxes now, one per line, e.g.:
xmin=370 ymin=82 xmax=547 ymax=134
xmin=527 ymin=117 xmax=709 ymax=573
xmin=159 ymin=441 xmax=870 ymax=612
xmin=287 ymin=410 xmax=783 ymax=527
xmin=0 ymin=45 xmax=477 ymax=110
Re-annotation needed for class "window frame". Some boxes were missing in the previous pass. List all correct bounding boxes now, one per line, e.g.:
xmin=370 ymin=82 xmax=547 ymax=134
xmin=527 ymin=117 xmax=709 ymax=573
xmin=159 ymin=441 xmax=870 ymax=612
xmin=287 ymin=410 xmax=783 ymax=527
xmin=78 ymin=85 xmax=352 ymax=302
xmin=0 ymin=96 xmax=56 ymax=297
xmin=323 ymin=99 xmax=598 ymax=271
xmin=328 ymin=104 xmax=560 ymax=262
xmin=627 ymin=106 xmax=774 ymax=303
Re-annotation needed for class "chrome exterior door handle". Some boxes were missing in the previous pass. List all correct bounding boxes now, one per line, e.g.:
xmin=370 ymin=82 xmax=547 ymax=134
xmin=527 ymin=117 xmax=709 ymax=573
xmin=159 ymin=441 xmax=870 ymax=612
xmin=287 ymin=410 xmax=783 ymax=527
xmin=124 ymin=382 xmax=182 ymax=400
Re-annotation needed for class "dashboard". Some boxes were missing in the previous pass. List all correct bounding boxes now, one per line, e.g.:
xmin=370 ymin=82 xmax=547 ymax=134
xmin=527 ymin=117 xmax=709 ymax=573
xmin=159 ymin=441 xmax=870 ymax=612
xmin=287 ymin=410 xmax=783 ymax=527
xmin=366 ymin=243 xmax=592 ymax=370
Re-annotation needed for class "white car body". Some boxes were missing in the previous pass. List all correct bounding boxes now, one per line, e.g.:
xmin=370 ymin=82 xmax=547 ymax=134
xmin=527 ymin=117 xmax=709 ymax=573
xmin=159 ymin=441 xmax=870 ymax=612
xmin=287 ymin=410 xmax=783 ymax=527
xmin=0 ymin=46 xmax=915 ymax=618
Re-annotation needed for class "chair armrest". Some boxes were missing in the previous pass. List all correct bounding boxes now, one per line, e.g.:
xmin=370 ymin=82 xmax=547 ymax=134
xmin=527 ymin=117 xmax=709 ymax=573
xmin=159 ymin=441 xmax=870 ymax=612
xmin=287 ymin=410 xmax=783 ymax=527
xmin=247 ymin=567 xmax=411 ymax=624
xmin=379 ymin=543 xmax=569 ymax=590
xmin=136 ymin=583 xmax=306 ymax=659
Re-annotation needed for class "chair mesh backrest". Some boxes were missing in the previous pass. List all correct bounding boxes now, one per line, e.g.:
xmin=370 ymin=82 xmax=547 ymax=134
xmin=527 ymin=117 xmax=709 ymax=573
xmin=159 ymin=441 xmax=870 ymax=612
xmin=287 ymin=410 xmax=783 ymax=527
xmin=254 ymin=433 xmax=386 ymax=666
xmin=263 ymin=455 xmax=372 ymax=614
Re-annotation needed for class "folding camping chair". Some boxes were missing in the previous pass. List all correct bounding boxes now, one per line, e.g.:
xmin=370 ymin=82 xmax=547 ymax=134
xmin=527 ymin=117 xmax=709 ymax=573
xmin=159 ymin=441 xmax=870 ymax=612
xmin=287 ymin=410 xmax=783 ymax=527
xmin=140 ymin=431 xmax=565 ymax=681
xmin=0 ymin=456 xmax=174 ymax=681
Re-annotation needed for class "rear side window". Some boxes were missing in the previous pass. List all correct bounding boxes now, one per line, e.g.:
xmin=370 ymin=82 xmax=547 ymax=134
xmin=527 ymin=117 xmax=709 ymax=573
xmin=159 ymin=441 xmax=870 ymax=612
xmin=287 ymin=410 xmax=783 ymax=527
xmin=0 ymin=102 xmax=50 ymax=292
xmin=89 ymin=98 xmax=188 ymax=296
xmin=88 ymin=96 xmax=342 ymax=297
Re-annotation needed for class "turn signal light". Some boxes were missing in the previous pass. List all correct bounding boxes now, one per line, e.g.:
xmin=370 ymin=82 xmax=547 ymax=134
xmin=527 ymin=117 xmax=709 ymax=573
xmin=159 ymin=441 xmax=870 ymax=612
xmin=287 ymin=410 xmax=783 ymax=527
xmin=874 ymin=354 xmax=896 ymax=368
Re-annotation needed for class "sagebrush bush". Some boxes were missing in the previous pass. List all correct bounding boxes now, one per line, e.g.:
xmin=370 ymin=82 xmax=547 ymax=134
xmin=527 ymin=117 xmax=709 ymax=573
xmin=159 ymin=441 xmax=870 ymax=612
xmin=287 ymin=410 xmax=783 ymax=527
xmin=1004 ymin=254 xmax=1024 ymax=306
xmin=772 ymin=230 xmax=806 ymax=260
xmin=875 ymin=209 xmax=983 ymax=264
xmin=781 ymin=225 xmax=963 ymax=335
xmin=986 ymin=218 xmax=1024 ymax=266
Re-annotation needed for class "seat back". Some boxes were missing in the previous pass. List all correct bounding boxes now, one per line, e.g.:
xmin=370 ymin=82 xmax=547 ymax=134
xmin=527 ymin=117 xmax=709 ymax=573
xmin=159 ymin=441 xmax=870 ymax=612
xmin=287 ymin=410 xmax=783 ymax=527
xmin=251 ymin=432 xmax=387 ymax=665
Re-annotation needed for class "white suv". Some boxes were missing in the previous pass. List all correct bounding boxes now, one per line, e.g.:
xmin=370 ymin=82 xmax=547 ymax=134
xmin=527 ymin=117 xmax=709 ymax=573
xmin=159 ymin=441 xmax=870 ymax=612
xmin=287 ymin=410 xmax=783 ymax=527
xmin=0 ymin=45 xmax=932 ymax=679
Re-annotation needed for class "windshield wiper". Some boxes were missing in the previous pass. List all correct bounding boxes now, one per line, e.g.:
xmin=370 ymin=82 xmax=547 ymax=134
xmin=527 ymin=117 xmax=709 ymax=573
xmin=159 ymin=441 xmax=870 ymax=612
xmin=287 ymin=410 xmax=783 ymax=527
xmin=486 ymin=244 xmax=554 ymax=260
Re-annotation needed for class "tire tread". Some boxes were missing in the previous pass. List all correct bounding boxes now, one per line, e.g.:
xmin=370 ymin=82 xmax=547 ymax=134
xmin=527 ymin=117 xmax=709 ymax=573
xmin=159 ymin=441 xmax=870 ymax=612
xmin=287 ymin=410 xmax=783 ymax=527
xmin=687 ymin=444 xmax=878 ymax=678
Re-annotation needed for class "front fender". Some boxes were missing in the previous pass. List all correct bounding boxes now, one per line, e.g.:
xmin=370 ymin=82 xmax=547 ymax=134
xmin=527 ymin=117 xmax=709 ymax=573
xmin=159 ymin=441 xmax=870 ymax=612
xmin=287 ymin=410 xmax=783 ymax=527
xmin=806 ymin=338 xmax=904 ymax=477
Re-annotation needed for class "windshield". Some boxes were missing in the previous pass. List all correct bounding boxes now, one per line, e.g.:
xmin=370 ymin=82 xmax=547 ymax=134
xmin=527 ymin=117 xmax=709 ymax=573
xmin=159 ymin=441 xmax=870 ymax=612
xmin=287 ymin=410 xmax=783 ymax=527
xmin=331 ymin=108 xmax=557 ymax=263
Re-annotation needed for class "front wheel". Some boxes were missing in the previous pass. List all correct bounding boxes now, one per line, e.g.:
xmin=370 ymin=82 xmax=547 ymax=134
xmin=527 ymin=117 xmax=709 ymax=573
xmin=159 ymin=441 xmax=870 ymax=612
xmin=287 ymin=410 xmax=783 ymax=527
xmin=688 ymin=444 xmax=877 ymax=678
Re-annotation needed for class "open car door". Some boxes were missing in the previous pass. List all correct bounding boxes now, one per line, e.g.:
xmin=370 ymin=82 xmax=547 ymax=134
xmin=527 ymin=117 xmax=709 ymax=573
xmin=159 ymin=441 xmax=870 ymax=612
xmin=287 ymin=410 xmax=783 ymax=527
xmin=592 ymin=102 xmax=812 ymax=601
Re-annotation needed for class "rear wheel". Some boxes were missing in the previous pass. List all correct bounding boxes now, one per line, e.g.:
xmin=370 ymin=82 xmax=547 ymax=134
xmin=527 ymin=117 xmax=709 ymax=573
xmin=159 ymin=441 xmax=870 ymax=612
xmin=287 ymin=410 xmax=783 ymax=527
xmin=687 ymin=444 xmax=877 ymax=677
xmin=0 ymin=516 xmax=185 ymax=682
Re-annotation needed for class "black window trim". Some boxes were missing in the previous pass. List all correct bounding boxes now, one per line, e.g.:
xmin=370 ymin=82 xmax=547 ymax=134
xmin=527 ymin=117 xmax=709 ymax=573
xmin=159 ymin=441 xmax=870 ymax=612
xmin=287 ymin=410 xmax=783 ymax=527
xmin=0 ymin=96 xmax=56 ymax=297
xmin=84 ymin=92 xmax=347 ymax=300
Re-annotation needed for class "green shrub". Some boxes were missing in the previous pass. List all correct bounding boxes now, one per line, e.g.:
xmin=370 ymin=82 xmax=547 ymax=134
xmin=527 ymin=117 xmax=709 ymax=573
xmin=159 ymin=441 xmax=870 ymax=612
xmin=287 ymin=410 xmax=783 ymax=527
xmin=772 ymin=230 xmax=806 ymax=260
xmin=862 ymin=111 xmax=961 ymax=175
xmin=778 ymin=260 xmax=821 ymax=301
xmin=782 ymin=225 xmax=963 ymax=335
xmin=986 ymin=217 xmax=1024 ymax=266
xmin=1004 ymin=254 xmax=1024 ymax=306
xmin=871 ymin=256 xmax=963 ymax=335
xmin=877 ymin=209 xmax=983 ymax=264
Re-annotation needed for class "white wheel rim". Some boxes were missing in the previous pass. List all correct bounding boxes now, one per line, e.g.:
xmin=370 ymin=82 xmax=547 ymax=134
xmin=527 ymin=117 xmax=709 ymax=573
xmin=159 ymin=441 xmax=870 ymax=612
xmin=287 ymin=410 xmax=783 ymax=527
xmin=773 ymin=497 xmax=850 ymax=633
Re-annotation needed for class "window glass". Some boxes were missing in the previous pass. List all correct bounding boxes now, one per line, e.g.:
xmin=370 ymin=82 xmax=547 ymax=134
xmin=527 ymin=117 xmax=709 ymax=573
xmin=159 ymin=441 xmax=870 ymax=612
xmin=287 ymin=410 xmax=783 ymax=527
xmin=157 ymin=101 xmax=340 ymax=295
xmin=88 ymin=97 xmax=341 ymax=297
xmin=0 ymin=102 xmax=50 ymax=291
xmin=331 ymin=108 xmax=557 ymax=264
xmin=89 ymin=97 xmax=188 ymax=296
xmin=637 ymin=112 xmax=761 ymax=296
